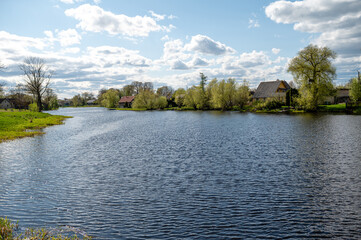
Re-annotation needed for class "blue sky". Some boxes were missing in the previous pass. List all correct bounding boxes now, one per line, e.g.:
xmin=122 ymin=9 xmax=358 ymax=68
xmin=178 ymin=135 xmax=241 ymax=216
xmin=0 ymin=0 xmax=360 ymax=98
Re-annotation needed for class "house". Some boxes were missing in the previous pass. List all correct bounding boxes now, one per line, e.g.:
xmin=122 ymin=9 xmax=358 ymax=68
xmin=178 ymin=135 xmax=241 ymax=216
xmin=86 ymin=99 xmax=97 ymax=105
xmin=0 ymin=98 xmax=15 ymax=109
xmin=58 ymin=98 xmax=72 ymax=107
xmin=335 ymin=88 xmax=350 ymax=104
xmin=119 ymin=96 xmax=135 ymax=108
xmin=253 ymin=80 xmax=291 ymax=102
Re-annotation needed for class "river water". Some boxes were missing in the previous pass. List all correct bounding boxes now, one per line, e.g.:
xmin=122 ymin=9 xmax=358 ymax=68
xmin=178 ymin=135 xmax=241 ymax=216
xmin=1 ymin=107 xmax=361 ymax=239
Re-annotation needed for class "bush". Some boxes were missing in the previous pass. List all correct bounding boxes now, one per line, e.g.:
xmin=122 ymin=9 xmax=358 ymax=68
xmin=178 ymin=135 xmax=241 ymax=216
xmin=28 ymin=103 xmax=39 ymax=112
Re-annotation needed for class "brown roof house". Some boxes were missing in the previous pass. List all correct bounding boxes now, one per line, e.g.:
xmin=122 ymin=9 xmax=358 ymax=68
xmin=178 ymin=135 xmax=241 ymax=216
xmin=0 ymin=98 xmax=15 ymax=109
xmin=119 ymin=96 xmax=135 ymax=108
xmin=253 ymin=80 xmax=291 ymax=102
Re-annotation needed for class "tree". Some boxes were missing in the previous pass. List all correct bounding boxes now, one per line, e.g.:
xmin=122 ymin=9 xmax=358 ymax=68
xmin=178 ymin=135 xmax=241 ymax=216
xmin=287 ymin=44 xmax=336 ymax=110
xmin=8 ymin=84 xmax=32 ymax=109
xmin=19 ymin=57 xmax=52 ymax=112
xmin=132 ymin=90 xmax=157 ymax=109
xmin=101 ymin=89 xmax=120 ymax=108
xmin=121 ymin=84 xmax=135 ymax=96
xmin=43 ymin=88 xmax=59 ymax=110
xmin=349 ymin=72 xmax=361 ymax=102
xmin=131 ymin=81 xmax=143 ymax=95
xmin=157 ymin=86 xmax=174 ymax=98
xmin=72 ymin=94 xmax=82 ymax=107
xmin=235 ymin=80 xmax=251 ymax=109
xmin=173 ymin=88 xmax=186 ymax=107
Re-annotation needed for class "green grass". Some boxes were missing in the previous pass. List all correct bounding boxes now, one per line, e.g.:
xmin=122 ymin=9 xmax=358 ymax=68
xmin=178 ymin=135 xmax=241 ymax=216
xmin=113 ymin=108 xmax=147 ymax=111
xmin=0 ymin=217 xmax=91 ymax=239
xmin=318 ymin=103 xmax=346 ymax=112
xmin=0 ymin=110 xmax=71 ymax=143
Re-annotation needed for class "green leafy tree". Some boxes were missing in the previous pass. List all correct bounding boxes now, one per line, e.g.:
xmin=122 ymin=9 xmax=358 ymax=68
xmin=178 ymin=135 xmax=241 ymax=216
xmin=132 ymin=90 xmax=157 ymax=109
xmin=349 ymin=74 xmax=361 ymax=102
xmin=71 ymin=94 xmax=82 ymax=107
xmin=184 ymin=86 xmax=198 ymax=109
xmin=173 ymin=88 xmax=186 ymax=107
xmin=210 ymin=78 xmax=237 ymax=110
xmin=235 ymin=80 xmax=251 ymax=109
xmin=287 ymin=44 xmax=336 ymax=110
xmin=121 ymin=84 xmax=135 ymax=96
xmin=101 ymin=89 xmax=120 ymax=108
xmin=156 ymin=96 xmax=168 ymax=109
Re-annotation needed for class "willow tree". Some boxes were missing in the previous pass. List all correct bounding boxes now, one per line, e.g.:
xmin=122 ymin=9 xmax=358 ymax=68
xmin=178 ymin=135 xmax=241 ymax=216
xmin=287 ymin=45 xmax=336 ymax=110
xmin=19 ymin=57 xmax=52 ymax=112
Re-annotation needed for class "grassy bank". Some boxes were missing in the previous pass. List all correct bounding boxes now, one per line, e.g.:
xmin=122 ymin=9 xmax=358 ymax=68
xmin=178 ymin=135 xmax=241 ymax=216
xmin=0 ymin=110 xmax=71 ymax=143
xmin=0 ymin=217 xmax=91 ymax=239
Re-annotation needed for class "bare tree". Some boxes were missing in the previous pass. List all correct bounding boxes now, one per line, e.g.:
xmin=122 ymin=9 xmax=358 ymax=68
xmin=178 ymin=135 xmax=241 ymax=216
xmin=19 ymin=57 xmax=52 ymax=112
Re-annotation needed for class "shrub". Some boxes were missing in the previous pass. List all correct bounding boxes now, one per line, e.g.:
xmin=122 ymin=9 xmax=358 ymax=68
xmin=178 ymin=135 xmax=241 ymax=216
xmin=28 ymin=103 xmax=39 ymax=112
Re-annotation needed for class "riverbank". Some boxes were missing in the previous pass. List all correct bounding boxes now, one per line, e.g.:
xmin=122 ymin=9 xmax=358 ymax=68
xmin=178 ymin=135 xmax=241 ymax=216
xmin=0 ymin=110 xmax=71 ymax=143
xmin=113 ymin=103 xmax=361 ymax=114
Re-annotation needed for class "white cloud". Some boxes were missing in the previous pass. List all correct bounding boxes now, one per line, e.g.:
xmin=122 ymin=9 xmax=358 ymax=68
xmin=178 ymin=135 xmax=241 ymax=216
xmin=184 ymin=35 xmax=236 ymax=55
xmin=57 ymin=29 xmax=81 ymax=46
xmin=191 ymin=57 xmax=209 ymax=67
xmin=65 ymin=4 xmax=173 ymax=37
xmin=60 ymin=0 xmax=83 ymax=4
xmin=265 ymin=0 xmax=361 ymax=58
xmin=272 ymin=48 xmax=281 ymax=55
xmin=248 ymin=18 xmax=260 ymax=28
xmin=170 ymin=60 xmax=189 ymax=70
xmin=149 ymin=10 xmax=165 ymax=21
xmin=161 ymin=35 xmax=170 ymax=41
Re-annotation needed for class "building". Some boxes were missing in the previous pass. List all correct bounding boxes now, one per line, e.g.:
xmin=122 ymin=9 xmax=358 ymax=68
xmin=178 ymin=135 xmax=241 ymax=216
xmin=119 ymin=96 xmax=135 ymax=108
xmin=253 ymin=80 xmax=291 ymax=102
xmin=0 ymin=98 xmax=15 ymax=109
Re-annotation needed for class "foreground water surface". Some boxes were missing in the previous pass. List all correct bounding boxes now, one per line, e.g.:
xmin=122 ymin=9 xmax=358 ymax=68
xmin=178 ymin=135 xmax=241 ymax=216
xmin=1 ymin=107 xmax=361 ymax=239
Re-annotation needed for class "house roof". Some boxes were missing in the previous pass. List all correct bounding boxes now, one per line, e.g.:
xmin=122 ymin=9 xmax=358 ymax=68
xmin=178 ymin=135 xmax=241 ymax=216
xmin=119 ymin=96 xmax=135 ymax=103
xmin=253 ymin=80 xmax=290 ymax=99
xmin=0 ymin=98 xmax=15 ymax=104
xmin=337 ymin=89 xmax=349 ymax=98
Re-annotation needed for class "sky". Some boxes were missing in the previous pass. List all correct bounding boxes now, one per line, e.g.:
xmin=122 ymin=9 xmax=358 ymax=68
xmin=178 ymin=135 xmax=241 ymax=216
xmin=0 ymin=0 xmax=360 ymax=98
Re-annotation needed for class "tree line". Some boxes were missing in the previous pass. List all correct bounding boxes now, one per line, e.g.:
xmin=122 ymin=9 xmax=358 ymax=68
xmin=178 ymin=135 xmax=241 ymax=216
xmin=1 ymin=44 xmax=361 ymax=112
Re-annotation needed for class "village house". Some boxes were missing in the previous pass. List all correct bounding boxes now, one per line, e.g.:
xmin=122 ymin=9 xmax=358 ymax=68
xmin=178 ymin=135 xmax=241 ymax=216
xmin=0 ymin=98 xmax=15 ymax=109
xmin=253 ymin=80 xmax=291 ymax=102
xmin=119 ymin=96 xmax=135 ymax=108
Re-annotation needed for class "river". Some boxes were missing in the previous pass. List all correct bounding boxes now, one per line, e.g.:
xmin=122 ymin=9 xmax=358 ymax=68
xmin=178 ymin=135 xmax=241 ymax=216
xmin=1 ymin=107 xmax=361 ymax=239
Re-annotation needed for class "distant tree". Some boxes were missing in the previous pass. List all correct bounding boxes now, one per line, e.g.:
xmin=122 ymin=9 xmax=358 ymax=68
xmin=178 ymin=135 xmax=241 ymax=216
xmin=157 ymin=86 xmax=174 ymax=98
xmin=349 ymin=72 xmax=361 ymax=102
xmin=131 ymin=81 xmax=143 ymax=95
xmin=198 ymin=72 xmax=209 ymax=109
xmin=43 ymin=88 xmax=59 ymax=110
xmin=173 ymin=88 xmax=186 ymax=107
xmin=143 ymin=82 xmax=154 ymax=91
xmin=81 ymin=92 xmax=94 ymax=103
xmin=97 ymin=88 xmax=108 ymax=103
xmin=0 ymin=82 xmax=5 ymax=97
xmin=19 ymin=57 xmax=53 ymax=112
xmin=71 ymin=94 xmax=82 ymax=107
xmin=156 ymin=96 xmax=168 ymax=109
xmin=210 ymin=78 xmax=237 ymax=110
xmin=184 ymin=86 xmax=199 ymax=109
xmin=132 ymin=90 xmax=156 ymax=109
xmin=101 ymin=89 xmax=120 ymax=108
xmin=8 ymin=84 xmax=32 ymax=109
xmin=121 ymin=84 xmax=135 ymax=96
xmin=287 ymin=44 xmax=336 ymax=110
xmin=235 ymin=80 xmax=251 ymax=109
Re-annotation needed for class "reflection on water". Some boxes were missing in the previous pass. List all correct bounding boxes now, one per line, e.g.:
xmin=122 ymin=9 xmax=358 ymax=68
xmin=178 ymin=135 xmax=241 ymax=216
xmin=1 ymin=108 xmax=361 ymax=239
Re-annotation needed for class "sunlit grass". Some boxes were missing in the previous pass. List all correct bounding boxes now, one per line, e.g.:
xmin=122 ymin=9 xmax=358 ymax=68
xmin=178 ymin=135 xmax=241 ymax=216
xmin=0 ymin=110 xmax=71 ymax=142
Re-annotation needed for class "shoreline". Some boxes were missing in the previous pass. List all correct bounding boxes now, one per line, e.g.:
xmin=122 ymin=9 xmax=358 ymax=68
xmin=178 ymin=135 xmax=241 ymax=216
xmin=0 ymin=110 xmax=71 ymax=143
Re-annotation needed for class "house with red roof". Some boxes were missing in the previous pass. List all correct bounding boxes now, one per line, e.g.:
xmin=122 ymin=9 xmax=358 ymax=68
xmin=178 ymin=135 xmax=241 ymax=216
xmin=119 ymin=96 xmax=135 ymax=108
